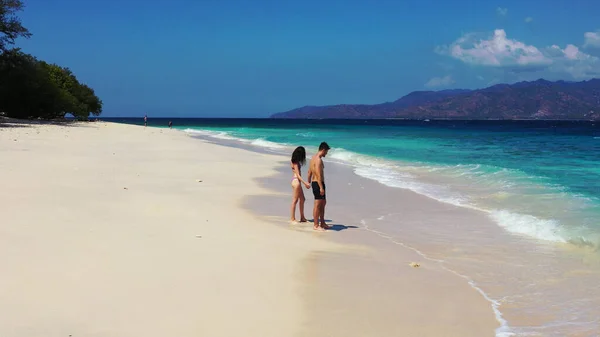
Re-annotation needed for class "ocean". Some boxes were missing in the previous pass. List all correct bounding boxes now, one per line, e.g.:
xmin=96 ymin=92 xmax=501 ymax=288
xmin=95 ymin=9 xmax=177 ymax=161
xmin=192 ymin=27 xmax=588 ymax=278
xmin=111 ymin=117 xmax=600 ymax=336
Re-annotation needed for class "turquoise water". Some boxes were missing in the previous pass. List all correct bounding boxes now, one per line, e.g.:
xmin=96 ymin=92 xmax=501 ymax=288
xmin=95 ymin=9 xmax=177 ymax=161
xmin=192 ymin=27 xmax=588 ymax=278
xmin=139 ymin=119 xmax=600 ymax=249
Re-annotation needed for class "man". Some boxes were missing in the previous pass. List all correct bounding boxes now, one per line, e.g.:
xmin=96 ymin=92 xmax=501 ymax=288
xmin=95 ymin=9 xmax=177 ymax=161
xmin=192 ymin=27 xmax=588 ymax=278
xmin=308 ymin=142 xmax=330 ymax=231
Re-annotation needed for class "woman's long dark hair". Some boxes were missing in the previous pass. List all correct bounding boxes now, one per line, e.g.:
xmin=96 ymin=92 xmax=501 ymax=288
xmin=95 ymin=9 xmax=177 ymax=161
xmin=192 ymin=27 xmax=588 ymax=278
xmin=291 ymin=146 xmax=307 ymax=166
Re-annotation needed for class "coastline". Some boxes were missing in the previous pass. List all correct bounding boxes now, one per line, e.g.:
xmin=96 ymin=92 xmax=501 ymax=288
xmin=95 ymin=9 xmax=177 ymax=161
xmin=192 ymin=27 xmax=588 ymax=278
xmin=191 ymin=128 xmax=600 ymax=337
xmin=185 ymin=132 xmax=504 ymax=335
xmin=0 ymin=120 xmax=503 ymax=336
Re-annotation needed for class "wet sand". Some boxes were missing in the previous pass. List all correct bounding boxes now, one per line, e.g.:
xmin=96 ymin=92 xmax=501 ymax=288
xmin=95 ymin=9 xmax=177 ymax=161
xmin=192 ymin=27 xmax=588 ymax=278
xmin=245 ymin=161 xmax=501 ymax=337
xmin=244 ymin=154 xmax=600 ymax=337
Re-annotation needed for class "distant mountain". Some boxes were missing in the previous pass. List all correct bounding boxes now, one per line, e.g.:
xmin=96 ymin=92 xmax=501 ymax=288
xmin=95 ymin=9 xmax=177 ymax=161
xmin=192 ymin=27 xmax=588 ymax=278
xmin=389 ymin=89 xmax=472 ymax=108
xmin=270 ymin=79 xmax=600 ymax=120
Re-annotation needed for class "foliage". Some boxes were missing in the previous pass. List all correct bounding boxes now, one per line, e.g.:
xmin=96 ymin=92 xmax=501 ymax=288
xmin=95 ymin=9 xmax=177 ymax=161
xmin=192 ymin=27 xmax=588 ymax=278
xmin=0 ymin=1 xmax=103 ymax=120
xmin=0 ymin=50 xmax=103 ymax=120
xmin=0 ymin=0 xmax=31 ymax=52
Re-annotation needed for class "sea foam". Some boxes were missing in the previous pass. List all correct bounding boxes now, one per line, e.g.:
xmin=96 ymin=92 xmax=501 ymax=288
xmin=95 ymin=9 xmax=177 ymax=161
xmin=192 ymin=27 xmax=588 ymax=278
xmin=182 ymin=127 xmax=597 ymax=249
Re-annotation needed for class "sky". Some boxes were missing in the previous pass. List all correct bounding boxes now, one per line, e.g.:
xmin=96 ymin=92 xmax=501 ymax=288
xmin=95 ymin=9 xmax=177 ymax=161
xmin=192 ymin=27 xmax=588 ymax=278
xmin=13 ymin=0 xmax=600 ymax=117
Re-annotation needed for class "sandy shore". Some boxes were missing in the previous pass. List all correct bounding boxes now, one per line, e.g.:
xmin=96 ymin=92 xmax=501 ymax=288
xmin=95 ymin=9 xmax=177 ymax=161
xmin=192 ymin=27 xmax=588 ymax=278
xmin=1 ymin=120 xmax=499 ymax=337
xmin=0 ymin=121 xmax=337 ymax=337
xmin=244 ymin=156 xmax=502 ymax=337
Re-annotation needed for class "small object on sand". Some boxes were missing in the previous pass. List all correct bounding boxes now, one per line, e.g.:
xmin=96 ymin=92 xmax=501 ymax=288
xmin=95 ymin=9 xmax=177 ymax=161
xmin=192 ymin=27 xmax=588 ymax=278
xmin=123 ymin=187 xmax=128 ymax=190
xmin=196 ymin=179 xmax=203 ymax=183
xmin=409 ymin=262 xmax=421 ymax=268
xmin=13 ymin=139 xmax=17 ymax=141
xmin=196 ymin=235 xmax=202 ymax=238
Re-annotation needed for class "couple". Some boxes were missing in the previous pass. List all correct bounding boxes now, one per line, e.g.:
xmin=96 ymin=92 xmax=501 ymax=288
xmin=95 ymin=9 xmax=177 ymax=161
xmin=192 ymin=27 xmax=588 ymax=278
xmin=290 ymin=142 xmax=330 ymax=231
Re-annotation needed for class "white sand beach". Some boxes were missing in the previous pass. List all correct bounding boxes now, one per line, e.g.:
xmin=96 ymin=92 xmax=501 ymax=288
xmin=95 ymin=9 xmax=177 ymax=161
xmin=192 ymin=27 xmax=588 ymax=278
xmin=0 ymin=120 xmax=499 ymax=337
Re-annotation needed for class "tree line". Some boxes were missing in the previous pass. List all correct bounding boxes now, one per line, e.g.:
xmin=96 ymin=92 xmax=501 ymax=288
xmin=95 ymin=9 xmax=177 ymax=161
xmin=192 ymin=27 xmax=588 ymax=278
xmin=0 ymin=0 xmax=102 ymax=120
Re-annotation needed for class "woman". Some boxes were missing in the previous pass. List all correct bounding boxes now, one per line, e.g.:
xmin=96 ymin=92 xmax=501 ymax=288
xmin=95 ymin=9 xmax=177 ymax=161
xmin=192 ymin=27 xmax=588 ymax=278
xmin=290 ymin=146 xmax=311 ymax=222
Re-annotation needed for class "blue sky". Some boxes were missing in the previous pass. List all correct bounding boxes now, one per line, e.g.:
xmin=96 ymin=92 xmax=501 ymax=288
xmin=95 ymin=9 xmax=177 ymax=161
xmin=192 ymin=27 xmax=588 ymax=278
xmin=14 ymin=0 xmax=600 ymax=117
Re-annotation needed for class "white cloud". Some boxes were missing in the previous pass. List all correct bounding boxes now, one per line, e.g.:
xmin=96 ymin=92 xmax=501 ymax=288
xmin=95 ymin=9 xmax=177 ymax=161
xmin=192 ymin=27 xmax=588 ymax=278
xmin=436 ymin=29 xmax=600 ymax=79
xmin=546 ymin=44 xmax=600 ymax=79
xmin=584 ymin=31 xmax=600 ymax=48
xmin=496 ymin=7 xmax=508 ymax=16
xmin=425 ymin=75 xmax=455 ymax=88
xmin=525 ymin=17 xmax=533 ymax=23
xmin=436 ymin=29 xmax=551 ymax=71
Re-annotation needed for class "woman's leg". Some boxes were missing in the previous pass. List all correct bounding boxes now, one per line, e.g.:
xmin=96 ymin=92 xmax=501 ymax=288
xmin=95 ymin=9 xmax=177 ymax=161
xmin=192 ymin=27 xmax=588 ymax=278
xmin=299 ymin=190 xmax=307 ymax=222
xmin=290 ymin=180 xmax=301 ymax=221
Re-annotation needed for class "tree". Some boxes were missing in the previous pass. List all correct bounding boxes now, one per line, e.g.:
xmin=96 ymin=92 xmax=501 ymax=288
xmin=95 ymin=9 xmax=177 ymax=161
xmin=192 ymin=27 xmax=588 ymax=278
xmin=0 ymin=50 xmax=62 ymax=119
xmin=0 ymin=1 xmax=103 ymax=120
xmin=0 ymin=0 xmax=31 ymax=52
xmin=74 ymin=83 xmax=103 ymax=118
xmin=41 ymin=63 xmax=103 ymax=119
xmin=0 ymin=50 xmax=103 ymax=120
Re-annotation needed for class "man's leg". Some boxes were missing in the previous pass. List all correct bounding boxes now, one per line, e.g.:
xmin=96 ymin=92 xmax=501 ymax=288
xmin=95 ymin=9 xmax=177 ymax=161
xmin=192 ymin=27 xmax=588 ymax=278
xmin=313 ymin=200 xmax=327 ymax=231
xmin=313 ymin=200 xmax=320 ymax=230
xmin=320 ymin=199 xmax=329 ymax=229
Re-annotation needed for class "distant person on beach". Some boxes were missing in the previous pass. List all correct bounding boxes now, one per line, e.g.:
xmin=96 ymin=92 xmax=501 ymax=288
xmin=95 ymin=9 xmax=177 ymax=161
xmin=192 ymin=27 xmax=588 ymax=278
xmin=144 ymin=114 xmax=147 ymax=127
xmin=168 ymin=121 xmax=172 ymax=129
xmin=290 ymin=146 xmax=311 ymax=223
xmin=308 ymin=142 xmax=330 ymax=231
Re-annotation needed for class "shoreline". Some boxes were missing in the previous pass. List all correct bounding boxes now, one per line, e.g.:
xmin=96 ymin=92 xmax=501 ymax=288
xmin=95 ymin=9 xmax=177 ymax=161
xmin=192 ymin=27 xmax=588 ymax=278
xmin=177 ymin=123 xmax=600 ymax=254
xmin=183 ymin=126 xmax=600 ymax=336
xmin=5 ymin=120 xmax=598 ymax=336
xmin=185 ymin=133 xmax=502 ymax=335
xmin=242 ymin=157 xmax=503 ymax=337
xmin=0 ymin=121 xmax=502 ymax=337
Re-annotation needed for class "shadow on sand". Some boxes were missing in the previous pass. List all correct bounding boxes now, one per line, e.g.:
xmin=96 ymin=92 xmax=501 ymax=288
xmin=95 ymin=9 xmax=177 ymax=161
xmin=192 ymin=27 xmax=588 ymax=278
xmin=307 ymin=220 xmax=359 ymax=232
xmin=0 ymin=117 xmax=86 ymax=128
xmin=326 ymin=224 xmax=359 ymax=232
